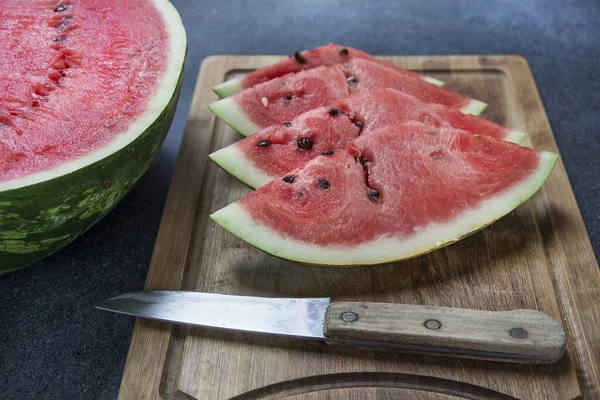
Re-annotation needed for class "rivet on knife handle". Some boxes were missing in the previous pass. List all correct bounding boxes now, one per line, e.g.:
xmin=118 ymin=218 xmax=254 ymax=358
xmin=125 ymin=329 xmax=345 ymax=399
xmin=323 ymin=302 xmax=566 ymax=363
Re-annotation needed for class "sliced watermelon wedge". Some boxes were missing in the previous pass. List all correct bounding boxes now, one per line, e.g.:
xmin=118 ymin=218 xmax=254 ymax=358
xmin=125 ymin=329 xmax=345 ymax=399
xmin=210 ymin=89 xmax=525 ymax=189
xmin=210 ymin=122 xmax=557 ymax=265
xmin=208 ymin=60 xmax=486 ymax=136
xmin=213 ymin=44 xmax=444 ymax=97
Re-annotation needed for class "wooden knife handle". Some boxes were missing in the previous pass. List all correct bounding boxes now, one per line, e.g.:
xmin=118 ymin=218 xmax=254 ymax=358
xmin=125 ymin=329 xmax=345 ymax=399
xmin=323 ymin=302 xmax=566 ymax=363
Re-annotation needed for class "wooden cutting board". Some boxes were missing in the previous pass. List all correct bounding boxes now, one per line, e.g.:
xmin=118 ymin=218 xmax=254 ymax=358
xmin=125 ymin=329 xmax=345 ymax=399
xmin=118 ymin=55 xmax=600 ymax=399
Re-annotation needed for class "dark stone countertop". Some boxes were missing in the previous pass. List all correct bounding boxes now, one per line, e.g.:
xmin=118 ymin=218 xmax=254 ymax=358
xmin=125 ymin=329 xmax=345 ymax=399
xmin=1 ymin=1 xmax=599 ymax=399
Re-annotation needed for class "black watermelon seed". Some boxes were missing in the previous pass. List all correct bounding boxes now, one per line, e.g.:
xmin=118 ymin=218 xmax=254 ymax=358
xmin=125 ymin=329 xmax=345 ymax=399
xmin=55 ymin=22 xmax=68 ymax=29
xmin=367 ymin=190 xmax=380 ymax=201
xmin=355 ymin=121 xmax=363 ymax=131
xmin=297 ymin=137 xmax=313 ymax=150
xmin=53 ymin=37 xmax=66 ymax=42
xmin=257 ymin=140 xmax=272 ymax=147
xmin=283 ymin=122 xmax=292 ymax=127
xmin=283 ymin=174 xmax=295 ymax=183
xmin=328 ymin=108 xmax=342 ymax=116
xmin=359 ymin=157 xmax=368 ymax=167
xmin=318 ymin=179 xmax=330 ymax=189
xmin=347 ymin=76 xmax=358 ymax=84
xmin=54 ymin=4 xmax=68 ymax=12
xmin=340 ymin=48 xmax=349 ymax=56
xmin=285 ymin=95 xmax=292 ymax=100
xmin=321 ymin=150 xmax=334 ymax=155
xmin=294 ymin=51 xmax=306 ymax=64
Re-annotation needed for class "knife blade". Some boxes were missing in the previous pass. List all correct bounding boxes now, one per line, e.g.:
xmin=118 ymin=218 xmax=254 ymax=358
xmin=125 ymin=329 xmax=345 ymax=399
xmin=94 ymin=291 xmax=566 ymax=363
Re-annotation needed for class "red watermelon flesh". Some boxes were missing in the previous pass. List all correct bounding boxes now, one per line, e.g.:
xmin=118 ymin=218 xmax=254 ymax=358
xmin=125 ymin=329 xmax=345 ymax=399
xmin=209 ymin=89 xmax=524 ymax=189
xmin=210 ymin=107 xmax=362 ymax=187
xmin=213 ymin=44 xmax=439 ymax=96
xmin=210 ymin=122 xmax=557 ymax=265
xmin=0 ymin=0 xmax=168 ymax=181
xmin=337 ymin=89 xmax=522 ymax=139
xmin=208 ymin=60 xmax=485 ymax=136
xmin=227 ymin=66 xmax=350 ymax=133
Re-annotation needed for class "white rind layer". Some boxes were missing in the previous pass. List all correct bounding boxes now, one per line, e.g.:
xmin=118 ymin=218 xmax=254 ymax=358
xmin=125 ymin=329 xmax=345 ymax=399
xmin=209 ymin=145 xmax=273 ymax=188
xmin=505 ymin=130 xmax=527 ymax=144
xmin=423 ymin=76 xmax=445 ymax=87
xmin=210 ymin=151 xmax=558 ymax=265
xmin=213 ymin=78 xmax=243 ymax=98
xmin=0 ymin=0 xmax=187 ymax=192
xmin=459 ymin=99 xmax=488 ymax=116
xmin=207 ymin=97 xmax=261 ymax=136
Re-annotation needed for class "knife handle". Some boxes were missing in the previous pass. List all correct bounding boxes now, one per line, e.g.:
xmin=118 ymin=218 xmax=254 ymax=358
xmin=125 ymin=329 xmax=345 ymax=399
xmin=323 ymin=302 xmax=566 ymax=363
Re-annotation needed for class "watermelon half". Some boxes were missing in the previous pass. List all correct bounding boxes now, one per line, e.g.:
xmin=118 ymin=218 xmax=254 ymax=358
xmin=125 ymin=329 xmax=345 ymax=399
xmin=211 ymin=122 xmax=557 ymax=265
xmin=208 ymin=59 xmax=487 ymax=136
xmin=210 ymin=89 xmax=526 ymax=189
xmin=0 ymin=0 xmax=186 ymax=273
xmin=212 ymin=44 xmax=445 ymax=97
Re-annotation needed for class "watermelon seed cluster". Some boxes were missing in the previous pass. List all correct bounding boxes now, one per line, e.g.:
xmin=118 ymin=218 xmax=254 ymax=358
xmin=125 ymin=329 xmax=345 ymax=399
xmin=367 ymin=190 xmax=380 ymax=201
xmin=54 ymin=4 xmax=69 ymax=12
xmin=318 ymin=179 xmax=330 ymax=189
xmin=283 ymin=174 xmax=295 ymax=183
xmin=354 ymin=155 xmax=381 ymax=202
xmin=293 ymin=52 xmax=306 ymax=64
xmin=297 ymin=137 xmax=313 ymax=150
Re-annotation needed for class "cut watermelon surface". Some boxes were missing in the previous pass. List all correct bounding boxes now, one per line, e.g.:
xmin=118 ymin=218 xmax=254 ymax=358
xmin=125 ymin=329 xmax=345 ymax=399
xmin=213 ymin=44 xmax=444 ymax=97
xmin=208 ymin=59 xmax=486 ymax=136
xmin=211 ymin=122 xmax=557 ymax=265
xmin=210 ymin=89 xmax=525 ymax=188
xmin=0 ymin=0 xmax=186 ymax=272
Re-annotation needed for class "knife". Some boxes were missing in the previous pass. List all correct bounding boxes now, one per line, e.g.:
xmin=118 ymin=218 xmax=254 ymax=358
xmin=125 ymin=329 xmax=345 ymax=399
xmin=95 ymin=291 xmax=566 ymax=363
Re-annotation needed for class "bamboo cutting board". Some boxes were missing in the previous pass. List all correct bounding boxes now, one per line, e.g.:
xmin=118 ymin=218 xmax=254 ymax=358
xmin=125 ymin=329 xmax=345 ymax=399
xmin=118 ymin=55 xmax=600 ymax=399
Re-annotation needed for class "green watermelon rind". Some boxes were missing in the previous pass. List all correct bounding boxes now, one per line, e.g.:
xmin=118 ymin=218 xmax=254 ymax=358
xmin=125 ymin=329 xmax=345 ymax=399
xmin=208 ymin=95 xmax=488 ymax=137
xmin=209 ymin=151 xmax=558 ymax=266
xmin=207 ymin=97 xmax=261 ymax=136
xmin=459 ymin=99 xmax=488 ymax=116
xmin=213 ymin=78 xmax=243 ymax=98
xmin=422 ymin=76 xmax=445 ymax=87
xmin=213 ymin=75 xmax=446 ymax=98
xmin=0 ymin=0 xmax=186 ymax=273
xmin=505 ymin=130 xmax=527 ymax=144
xmin=209 ymin=145 xmax=272 ymax=189
xmin=0 ymin=71 xmax=184 ymax=273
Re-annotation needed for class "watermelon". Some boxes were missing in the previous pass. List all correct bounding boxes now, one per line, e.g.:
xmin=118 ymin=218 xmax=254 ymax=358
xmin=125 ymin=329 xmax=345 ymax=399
xmin=212 ymin=44 xmax=444 ymax=97
xmin=209 ymin=89 xmax=526 ymax=189
xmin=208 ymin=59 xmax=487 ymax=136
xmin=0 ymin=0 xmax=186 ymax=273
xmin=210 ymin=122 xmax=557 ymax=265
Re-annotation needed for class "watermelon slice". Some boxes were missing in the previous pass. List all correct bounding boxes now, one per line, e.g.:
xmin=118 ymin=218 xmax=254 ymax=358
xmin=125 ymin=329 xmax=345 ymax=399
xmin=0 ymin=0 xmax=186 ymax=273
xmin=213 ymin=43 xmax=444 ymax=97
xmin=208 ymin=59 xmax=487 ymax=136
xmin=210 ymin=89 xmax=526 ymax=189
xmin=210 ymin=122 xmax=557 ymax=265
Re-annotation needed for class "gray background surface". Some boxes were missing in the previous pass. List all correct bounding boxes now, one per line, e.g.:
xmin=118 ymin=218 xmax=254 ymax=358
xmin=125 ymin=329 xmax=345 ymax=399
xmin=1 ymin=0 xmax=599 ymax=399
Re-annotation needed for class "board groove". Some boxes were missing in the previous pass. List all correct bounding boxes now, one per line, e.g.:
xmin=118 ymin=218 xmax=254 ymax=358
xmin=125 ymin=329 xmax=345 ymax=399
xmin=118 ymin=55 xmax=600 ymax=400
